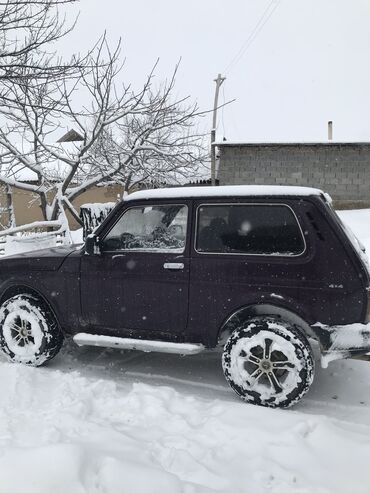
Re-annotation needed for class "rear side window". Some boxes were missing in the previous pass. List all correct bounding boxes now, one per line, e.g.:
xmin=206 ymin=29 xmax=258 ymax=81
xmin=196 ymin=204 xmax=305 ymax=256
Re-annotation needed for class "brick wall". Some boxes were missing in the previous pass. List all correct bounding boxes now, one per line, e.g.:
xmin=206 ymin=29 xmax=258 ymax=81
xmin=217 ymin=143 xmax=370 ymax=207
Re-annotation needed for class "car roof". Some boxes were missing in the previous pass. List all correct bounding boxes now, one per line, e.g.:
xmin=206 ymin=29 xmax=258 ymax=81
xmin=124 ymin=185 xmax=328 ymax=202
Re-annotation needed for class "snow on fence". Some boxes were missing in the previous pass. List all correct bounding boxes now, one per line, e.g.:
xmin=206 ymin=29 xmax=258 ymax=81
xmin=0 ymin=202 xmax=116 ymax=255
xmin=80 ymin=202 xmax=115 ymax=240
xmin=0 ymin=220 xmax=66 ymax=256
xmin=2 ymin=235 xmax=60 ymax=256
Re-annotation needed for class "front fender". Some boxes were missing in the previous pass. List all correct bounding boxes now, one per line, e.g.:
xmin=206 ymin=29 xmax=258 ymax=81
xmin=0 ymin=270 xmax=80 ymax=335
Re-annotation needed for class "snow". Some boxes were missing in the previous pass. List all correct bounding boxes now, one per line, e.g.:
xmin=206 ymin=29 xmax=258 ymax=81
xmin=0 ymin=208 xmax=369 ymax=492
xmin=1 ymin=304 xmax=44 ymax=360
xmin=1 ymin=228 xmax=84 ymax=257
xmin=326 ymin=323 xmax=370 ymax=351
xmin=314 ymin=321 xmax=370 ymax=368
xmin=125 ymin=185 xmax=327 ymax=202
xmin=80 ymin=202 xmax=115 ymax=236
xmin=80 ymin=202 xmax=116 ymax=212
xmin=225 ymin=327 xmax=309 ymax=406
xmin=70 ymin=228 xmax=84 ymax=244
xmin=271 ymin=293 xmax=284 ymax=300
xmin=215 ymin=141 xmax=370 ymax=146
xmin=337 ymin=208 xmax=370 ymax=265
xmin=2 ymin=350 xmax=370 ymax=493
xmin=0 ymin=296 xmax=55 ymax=366
xmin=4 ymin=235 xmax=57 ymax=256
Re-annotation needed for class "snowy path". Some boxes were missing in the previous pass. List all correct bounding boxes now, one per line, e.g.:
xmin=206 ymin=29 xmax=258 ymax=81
xmin=0 ymin=209 xmax=369 ymax=493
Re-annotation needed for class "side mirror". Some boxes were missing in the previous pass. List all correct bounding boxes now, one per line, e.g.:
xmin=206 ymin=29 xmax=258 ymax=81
xmin=85 ymin=234 xmax=101 ymax=255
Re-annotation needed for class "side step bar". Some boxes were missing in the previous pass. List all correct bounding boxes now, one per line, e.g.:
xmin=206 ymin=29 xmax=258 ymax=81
xmin=73 ymin=333 xmax=205 ymax=355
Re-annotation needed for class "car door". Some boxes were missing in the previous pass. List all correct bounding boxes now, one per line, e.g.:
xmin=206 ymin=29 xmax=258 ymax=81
xmin=80 ymin=200 xmax=191 ymax=338
xmin=188 ymin=199 xmax=309 ymax=345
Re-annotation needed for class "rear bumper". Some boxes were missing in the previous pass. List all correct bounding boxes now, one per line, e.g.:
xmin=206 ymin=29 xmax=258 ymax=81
xmin=312 ymin=322 xmax=370 ymax=367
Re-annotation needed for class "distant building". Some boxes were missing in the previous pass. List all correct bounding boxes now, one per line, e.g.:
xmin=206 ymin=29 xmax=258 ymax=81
xmin=0 ymin=182 xmax=123 ymax=230
xmin=216 ymin=142 xmax=370 ymax=208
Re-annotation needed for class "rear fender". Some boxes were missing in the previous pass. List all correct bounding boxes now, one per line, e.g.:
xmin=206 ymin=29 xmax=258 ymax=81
xmin=217 ymin=303 xmax=317 ymax=347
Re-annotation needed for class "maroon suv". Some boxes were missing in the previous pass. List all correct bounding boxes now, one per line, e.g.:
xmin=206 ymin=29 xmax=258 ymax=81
xmin=0 ymin=185 xmax=369 ymax=408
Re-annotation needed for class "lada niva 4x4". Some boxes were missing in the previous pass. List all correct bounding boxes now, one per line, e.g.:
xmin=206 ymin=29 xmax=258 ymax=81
xmin=0 ymin=185 xmax=369 ymax=408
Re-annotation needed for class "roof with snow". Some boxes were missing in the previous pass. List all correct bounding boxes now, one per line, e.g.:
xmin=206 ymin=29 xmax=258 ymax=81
xmin=215 ymin=141 xmax=370 ymax=147
xmin=125 ymin=185 xmax=328 ymax=202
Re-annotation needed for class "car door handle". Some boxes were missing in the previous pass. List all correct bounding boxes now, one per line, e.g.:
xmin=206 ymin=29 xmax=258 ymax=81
xmin=163 ymin=262 xmax=184 ymax=270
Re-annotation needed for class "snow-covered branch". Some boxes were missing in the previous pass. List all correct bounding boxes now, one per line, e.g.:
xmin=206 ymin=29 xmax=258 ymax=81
xmin=0 ymin=15 xmax=207 ymax=227
xmin=0 ymin=219 xmax=64 ymax=237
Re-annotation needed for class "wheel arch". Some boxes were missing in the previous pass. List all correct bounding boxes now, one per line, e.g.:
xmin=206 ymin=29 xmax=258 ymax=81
xmin=217 ymin=303 xmax=317 ymax=347
xmin=0 ymin=284 xmax=60 ymax=327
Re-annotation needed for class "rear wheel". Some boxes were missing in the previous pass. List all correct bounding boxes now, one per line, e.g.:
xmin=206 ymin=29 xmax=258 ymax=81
xmin=0 ymin=294 xmax=63 ymax=366
xmin=222 ymin=317 xmax=314 ymax=408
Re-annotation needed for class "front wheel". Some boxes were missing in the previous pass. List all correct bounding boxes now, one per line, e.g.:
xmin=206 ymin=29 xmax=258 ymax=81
xmin=222 ymin=317 xmax=314 ymax=408
xmin=0 ymin=294 xmax=63 ymax=366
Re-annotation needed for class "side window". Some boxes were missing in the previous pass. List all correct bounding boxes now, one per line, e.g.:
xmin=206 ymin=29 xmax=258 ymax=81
xmin=102 ymin=204 xmax=188 ymax=253
xmin=196 ymin=204 xmax=305 ymax=256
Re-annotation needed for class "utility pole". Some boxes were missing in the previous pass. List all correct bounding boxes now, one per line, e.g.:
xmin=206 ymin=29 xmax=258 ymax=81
xmin=211 ymin=73 xmax=225 ymax=186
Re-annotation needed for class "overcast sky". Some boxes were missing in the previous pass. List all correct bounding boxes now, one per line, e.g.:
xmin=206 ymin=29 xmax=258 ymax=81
xmin=63 ymin=0 xmax=370 ymax=143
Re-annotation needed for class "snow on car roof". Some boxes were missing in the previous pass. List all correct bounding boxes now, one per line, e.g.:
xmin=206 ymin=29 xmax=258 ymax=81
xmin=125 ymin=185 xmax=327 ymax=202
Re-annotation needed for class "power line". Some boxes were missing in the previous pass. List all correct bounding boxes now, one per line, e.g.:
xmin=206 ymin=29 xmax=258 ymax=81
xmin=224 ymin=0 xmax=281 ymax=74
xmin=225 ymin=0 xmax=275 ymax=72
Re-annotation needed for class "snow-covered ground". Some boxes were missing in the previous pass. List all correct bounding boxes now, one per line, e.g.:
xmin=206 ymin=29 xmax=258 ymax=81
xmin=337 ymin=208 xmax=370 ymax=255
xmin=0 ymin=210 xmax=370 ymax=493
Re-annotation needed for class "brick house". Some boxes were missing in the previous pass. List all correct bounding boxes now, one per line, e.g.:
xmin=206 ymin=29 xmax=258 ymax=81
xmin=216 ymin=142 xmax=370 ymax=208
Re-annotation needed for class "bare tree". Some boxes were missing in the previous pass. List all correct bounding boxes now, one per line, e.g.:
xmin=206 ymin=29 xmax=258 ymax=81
xmin=0 ymin=37 xmax=206 ymax=232
xmin=0 ymin=0 xmax=81 ymax=86
xmin=0 ymin=0 xmax=88 ymax=233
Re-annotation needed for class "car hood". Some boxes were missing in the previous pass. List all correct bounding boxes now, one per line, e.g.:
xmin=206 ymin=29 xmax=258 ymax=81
xmin=0 ymin=244 xmax=81 ymax=271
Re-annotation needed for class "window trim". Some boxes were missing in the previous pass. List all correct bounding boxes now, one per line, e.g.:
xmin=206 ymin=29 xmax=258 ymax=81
xmin=101 ymin=202 xmax=189 ymax=254
xmin=194 ymin=202 xmax=307 ymax=257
